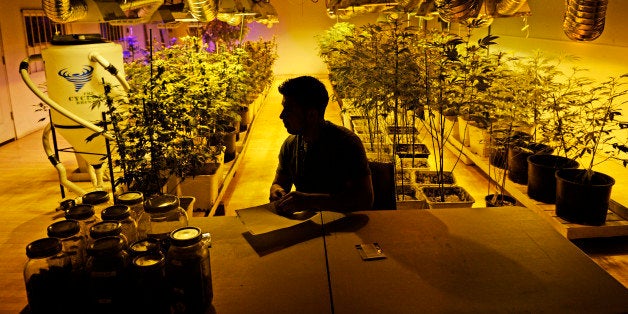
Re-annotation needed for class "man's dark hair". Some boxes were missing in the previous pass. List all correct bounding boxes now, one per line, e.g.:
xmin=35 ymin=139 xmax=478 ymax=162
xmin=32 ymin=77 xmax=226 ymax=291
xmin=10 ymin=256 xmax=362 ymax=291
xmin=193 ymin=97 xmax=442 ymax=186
xmin=278 ymin=76 xmax=329 ymax=115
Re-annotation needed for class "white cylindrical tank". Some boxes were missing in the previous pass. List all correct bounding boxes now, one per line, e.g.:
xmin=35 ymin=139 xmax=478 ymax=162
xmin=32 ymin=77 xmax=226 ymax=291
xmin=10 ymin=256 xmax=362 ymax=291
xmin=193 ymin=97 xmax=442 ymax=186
xmin=41 ymin=38 xmax=125 ymax=166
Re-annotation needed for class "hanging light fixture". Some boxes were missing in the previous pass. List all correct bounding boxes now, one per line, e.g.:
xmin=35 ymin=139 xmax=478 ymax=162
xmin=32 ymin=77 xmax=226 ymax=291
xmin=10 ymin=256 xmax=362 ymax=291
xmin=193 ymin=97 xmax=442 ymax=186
xmin=251 ymin=1 xmax=279 ymax=28
xmin=108 ymin=0 xmax=165 ymax=26
xmin=563 ymin=0 xmax=608 ymax=41
xmin=217 ymin=0 xmax=257 ymax=25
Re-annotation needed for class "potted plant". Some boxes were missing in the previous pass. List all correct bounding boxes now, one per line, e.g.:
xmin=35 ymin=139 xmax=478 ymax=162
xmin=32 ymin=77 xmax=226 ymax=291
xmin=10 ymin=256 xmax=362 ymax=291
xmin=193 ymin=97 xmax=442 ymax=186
xmin=98 ymin=36 xmax=248 ymax=210
xmin=527 ymin=65 xmax=590 ymax=203
xmin=240 ymin=38 xmax=278 ymax=130
xmin=503 ymin=52 xmax=559 ymax=185
xmin=554 ymin=74 xmax=628 ymax=225
xmin=418 ymin=30 xmax=486 ymax=209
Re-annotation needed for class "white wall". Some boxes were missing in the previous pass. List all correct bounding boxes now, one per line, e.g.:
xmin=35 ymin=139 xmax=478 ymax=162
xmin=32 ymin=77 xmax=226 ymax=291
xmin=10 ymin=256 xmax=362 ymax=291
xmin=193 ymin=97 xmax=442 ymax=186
xmin=2 ymin=0 xmax=628 ymax=139
xmin=479 ymin=0 xmax=628 ymax=80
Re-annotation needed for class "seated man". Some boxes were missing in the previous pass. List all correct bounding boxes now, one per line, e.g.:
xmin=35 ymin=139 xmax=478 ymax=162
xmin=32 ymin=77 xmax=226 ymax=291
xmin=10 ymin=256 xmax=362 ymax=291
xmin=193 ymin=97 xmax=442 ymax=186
xmin=269 ymin=76 xmax=374 ymax=215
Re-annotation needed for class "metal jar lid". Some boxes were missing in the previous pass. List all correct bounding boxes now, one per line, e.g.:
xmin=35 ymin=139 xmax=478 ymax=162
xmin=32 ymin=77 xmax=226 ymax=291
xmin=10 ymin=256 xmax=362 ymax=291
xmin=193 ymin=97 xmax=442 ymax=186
xmin=26 ymin=238 xmax=63 ymax=258
xmin=47 ymin=219 xmax=81 ymax=238
xmin=116 ymin=191 xmax=144 ymax=205
xmin=89 ymin=221 xmax=122 ymax=239
xmin=169 ymin=226 xmax=202 ymax=247
xmin=101 ymin=205 xmax=132 ymax=221
xmin=133 ymin=252 xmax=165 ymax=271
xmin=87 ymin=236 xmax=125 ymax=256
xmin=65 ymin=204 xmax=95 ymax=220
xmin=129 ymin=238 xmax=161 ymax=256
xmin=144 ymin=194 xmax=180 ymax=214
xmin=82 ymin=190 xmax=110 ymax=205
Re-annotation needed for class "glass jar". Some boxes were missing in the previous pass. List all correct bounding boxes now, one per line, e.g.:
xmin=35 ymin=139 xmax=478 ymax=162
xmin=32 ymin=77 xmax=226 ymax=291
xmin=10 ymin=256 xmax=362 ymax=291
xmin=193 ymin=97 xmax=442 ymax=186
xmin=138 ymin=194 xmax=188 ymax=245
xmin=86 ymin=236 xmax=129 ymax=312
xmin=65 ymin=204 xmax=101 ymax=238
xmin=166 ymin=227 xmax=212 ymax=314
xmin=89 ymin=221 xmax=128 ymax=249
xmin=24 ymin=237 xmax=73 ymax=314
xmin=130 ymin=252 xmax=169 ymax=314
xmin=116 ymin=191 xmax=144 ymax=221
xmin=102 ymin=204 xmax=139 ymax=245
xmin=81 ymin=190 xmax=112 ymax=216
xmin=47 ymin=219 xmax=86 ymax=272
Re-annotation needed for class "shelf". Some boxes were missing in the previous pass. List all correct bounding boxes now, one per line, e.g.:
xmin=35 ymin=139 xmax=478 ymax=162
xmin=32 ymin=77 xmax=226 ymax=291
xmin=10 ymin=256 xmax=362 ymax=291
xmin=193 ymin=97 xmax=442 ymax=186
xmin=443 ymin=126 xmax=628 ymax=240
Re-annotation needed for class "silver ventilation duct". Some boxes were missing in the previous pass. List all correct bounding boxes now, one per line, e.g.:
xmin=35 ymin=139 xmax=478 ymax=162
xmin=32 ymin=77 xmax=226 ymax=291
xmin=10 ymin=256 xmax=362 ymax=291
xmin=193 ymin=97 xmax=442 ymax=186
xmin=563 ymin=0 xmax=607 ymax=41
xmin=434 ymin=0 xmax=481 ymax=22
xmin=186 ymin=0 xmax=217 ymax=22
xmin=42 ymin=0 xmax=89 ymax=23
xmin=495 ymin=0 xmax=527 ymax=16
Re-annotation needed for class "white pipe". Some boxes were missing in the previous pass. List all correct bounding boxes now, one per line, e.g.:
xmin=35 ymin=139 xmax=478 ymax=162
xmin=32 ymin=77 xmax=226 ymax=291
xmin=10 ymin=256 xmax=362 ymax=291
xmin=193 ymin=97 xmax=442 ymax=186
xmin=88 ymin=51 xmax=131 ymax=91
xmin=42 ymin=123 xmax=88 ymax=195
xmin=20 ymin=55 xmax=116 ymax=141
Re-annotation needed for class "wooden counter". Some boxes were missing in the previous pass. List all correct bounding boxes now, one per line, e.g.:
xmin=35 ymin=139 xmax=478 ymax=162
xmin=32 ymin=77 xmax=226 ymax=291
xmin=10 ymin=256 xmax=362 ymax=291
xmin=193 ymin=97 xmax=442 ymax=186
xmin=190 ymin=206 xmax=628 ymax=313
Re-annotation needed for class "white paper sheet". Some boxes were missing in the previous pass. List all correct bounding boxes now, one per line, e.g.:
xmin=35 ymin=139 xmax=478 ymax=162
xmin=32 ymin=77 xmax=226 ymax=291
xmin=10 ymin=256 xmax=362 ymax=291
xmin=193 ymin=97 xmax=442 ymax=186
xmin=235 ymin=203 xmax=345 ymax=235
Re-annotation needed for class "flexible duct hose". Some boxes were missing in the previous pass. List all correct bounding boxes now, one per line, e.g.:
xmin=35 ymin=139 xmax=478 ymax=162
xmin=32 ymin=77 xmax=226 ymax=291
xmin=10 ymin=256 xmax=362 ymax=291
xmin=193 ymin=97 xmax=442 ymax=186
xmin=42 ymin=0 xmax=88 ymax=23
xmin=496 ymin=0 xmax=527 ymax=16
xmin=563 ymin=0 xmax=607 ymax=41
xmin=186 ymin=0 xmax=217 ymax=22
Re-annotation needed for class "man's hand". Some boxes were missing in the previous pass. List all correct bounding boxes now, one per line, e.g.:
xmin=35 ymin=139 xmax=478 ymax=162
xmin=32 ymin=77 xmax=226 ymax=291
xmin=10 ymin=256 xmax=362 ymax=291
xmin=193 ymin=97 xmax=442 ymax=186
xmin=269 ymin=184 xmax=287 ymax=202
xmin=275 ymin=191 xmax=309 ymax=216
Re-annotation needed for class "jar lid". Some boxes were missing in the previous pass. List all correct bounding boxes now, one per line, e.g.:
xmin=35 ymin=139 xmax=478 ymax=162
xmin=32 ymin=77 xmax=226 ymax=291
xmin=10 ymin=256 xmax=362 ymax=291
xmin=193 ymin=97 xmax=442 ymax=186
xmin=65 ymin=204 xmax=95 ymax=220
xmin=82 ymin=190 xmax=110 ymax=205
xmin=89 ymin=221 xmax=122 ymax=239
xmin=144 ymin=194 xmax=179 ymax=213
xmin=26 ymin=238 xmax=62 ymax=258
xmin=129 ymin=238 xmax=161 ymax=256
xmin=87 ymin=236 xmax=124 ymax=255
xmin=101 ymin=205 xmax=131 ymax=221
xmin=59 ymin=199 xmax=76 ymax=211
xmin=116 ymin=191 xmax=144 ymax=205
xmin=47 ymin=219 xmax=81 ymax=238
xmin=169 ymin=226 xmax=202 ymax=247
xmin=133 ymin=252 xmax=165 ymax=270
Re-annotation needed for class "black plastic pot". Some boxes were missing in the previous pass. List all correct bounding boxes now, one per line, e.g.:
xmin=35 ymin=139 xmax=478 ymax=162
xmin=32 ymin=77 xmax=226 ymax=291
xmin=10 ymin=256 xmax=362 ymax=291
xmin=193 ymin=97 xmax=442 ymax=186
xmin=488 ymin=129 xmax=531 ymax=169
xmin=507 ymin=143 xmax=553 ymax=184
xmin=485 ymin=194 xmax=517 ymax=207
xmin=555 ymin=169 xmax=615 ymax=226
xmin=527 ymin=155 xmax=579 ymax=204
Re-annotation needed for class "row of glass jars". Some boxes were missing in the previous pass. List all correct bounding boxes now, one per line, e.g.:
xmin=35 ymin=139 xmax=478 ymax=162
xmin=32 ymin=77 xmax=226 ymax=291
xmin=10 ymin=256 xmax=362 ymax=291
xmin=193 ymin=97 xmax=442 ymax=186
xmin=24 ymin=192 xmax=212 ymax=314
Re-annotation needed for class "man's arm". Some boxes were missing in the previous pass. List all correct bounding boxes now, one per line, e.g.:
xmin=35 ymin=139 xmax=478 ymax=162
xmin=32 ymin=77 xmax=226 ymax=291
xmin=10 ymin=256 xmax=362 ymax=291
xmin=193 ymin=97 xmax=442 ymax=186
xmin=275 ymin=173 xmax=374 ymax=214
xmin=270 ymin=171 xmax=293 ymax=201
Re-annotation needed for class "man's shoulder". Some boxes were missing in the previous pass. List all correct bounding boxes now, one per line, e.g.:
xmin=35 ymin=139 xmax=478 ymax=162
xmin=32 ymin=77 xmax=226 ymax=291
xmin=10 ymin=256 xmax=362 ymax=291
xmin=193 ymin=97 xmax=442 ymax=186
xmin=324 ymin=121 xmax=358 ymax=139
xmin=323 ymin=121 xmax=364 ymax=150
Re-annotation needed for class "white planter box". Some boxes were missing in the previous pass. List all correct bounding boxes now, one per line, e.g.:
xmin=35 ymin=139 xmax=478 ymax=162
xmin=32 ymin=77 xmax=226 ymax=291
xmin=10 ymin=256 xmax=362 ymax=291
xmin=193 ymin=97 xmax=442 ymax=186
xmin=167 ymin=163 xmax=225 ymax=212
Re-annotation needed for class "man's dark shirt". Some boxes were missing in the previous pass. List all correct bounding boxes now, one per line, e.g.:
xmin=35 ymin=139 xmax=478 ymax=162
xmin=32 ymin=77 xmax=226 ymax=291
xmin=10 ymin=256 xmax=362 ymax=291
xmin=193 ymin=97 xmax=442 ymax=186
xmin=277 ymin=121 xmax=370 ymax=195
